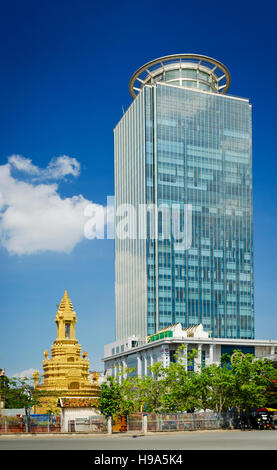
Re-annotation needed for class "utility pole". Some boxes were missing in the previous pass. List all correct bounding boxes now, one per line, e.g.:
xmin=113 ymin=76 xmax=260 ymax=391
xmin=0 ymin=367 xmax=6 ymax=418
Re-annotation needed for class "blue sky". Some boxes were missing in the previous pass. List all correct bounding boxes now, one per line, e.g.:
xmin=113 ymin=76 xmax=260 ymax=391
xmin=0 ymin=0 xmax=276 ymax=376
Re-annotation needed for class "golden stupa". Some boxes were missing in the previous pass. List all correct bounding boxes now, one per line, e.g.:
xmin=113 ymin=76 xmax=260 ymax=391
xmin=33 ymin=290 xmax=99 ymax=413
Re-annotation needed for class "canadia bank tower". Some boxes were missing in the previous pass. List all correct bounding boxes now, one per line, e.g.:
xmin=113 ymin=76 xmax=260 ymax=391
xmin=104 ymin=54 xmax=277 ymax=377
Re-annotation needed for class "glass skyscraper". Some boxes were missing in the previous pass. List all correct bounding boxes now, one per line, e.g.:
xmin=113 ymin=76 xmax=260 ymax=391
xmin=114 ymin=54 xmax=254 ymax=342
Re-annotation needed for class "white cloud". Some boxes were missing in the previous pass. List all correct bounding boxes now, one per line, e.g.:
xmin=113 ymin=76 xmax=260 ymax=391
xmin=0 ymin=156 xmax=106 ymax=255
xmin=13 ymin=368 xmax=37 ymax=379
xmin=8 ymin=154 xmax=81 ymax=180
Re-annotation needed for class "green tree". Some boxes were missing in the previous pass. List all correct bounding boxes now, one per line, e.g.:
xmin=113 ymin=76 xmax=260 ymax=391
xmin=98 ymin=370 xmax=138 ymax=418
xmin=220 ymin=353 xmax=231 ymax=367
xmin=192 ymin=367 xmax=213 ymax=411
xmin=0 ymin=373 xmax=13 ymax=408
xmin=230 ymin=351 xmax=277 ymax=413
xmin=119 ymin=367 xmax=139 ymax=416
xmin=99 ymin=350 xmax=277 ymax=419
xmin=98 ymin=376 xmax=122 ymax=417
xmin=161 ymin=348 xmax=199 ymax=412
xmin=195 ymin=351 xmax=277 ymax=414
xmin=265 ymin=379 xmax=277 ymax=408
xmin=0 ymin=376 xmax=43 ymax=431
xmin=135 ymin=362 xmax=166 ymax=414
xmin=199 ymin=364 xmax=235 ymax=413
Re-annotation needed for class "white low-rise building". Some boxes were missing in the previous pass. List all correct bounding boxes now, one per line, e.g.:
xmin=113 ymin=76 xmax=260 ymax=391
xmin=103 ymin=323 xmax=277 ymax=380
xmin=58 ymin=397 xmax=101 ymax=432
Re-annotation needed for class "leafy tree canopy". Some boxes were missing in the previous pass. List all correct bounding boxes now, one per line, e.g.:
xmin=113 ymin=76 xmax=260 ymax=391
xmin=98 ymin=349 xmax=277 ymax=415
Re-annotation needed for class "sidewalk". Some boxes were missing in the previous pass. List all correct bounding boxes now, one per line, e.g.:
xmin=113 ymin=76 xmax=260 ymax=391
xmin=0 ymin=429 xmax=238 ymax=438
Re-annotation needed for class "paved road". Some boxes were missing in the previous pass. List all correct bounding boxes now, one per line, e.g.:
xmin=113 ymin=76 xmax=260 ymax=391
xmin=0 ymin=430 xmax=277 ymax=450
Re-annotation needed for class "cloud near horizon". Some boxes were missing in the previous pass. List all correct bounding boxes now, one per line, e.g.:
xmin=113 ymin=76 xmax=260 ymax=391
xmin=8 ymin=154 xmax=81 ymax=180
xmin=13 ymin=368 xmax=38 ymax=379
xmin=0 ymin=155 xmax=107 ymax=255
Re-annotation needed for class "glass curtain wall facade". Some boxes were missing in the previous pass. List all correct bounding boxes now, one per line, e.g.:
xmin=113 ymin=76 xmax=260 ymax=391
xmin=114 ymin=91 xmax=148 ymax=341
xmin=114 ymin=62 xmax=254 ymax=341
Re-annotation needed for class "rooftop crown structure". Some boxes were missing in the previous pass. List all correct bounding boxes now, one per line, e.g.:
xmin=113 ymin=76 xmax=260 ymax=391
xmin=129 ymin=54 xmax=231 ymax=98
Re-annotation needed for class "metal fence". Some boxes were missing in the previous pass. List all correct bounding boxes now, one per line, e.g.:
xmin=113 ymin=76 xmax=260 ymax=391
xmin=68 ymin=416 xmax=107 ymax=433
xmin=127 ymin=413 xmax=143 ymax=433
xmin=146 ymin=412 xmax=229 ymax=432
xmin=66 ymin=412 xmax=229 ymax=434
xmin=0 ymin=414 xmax=61 ymax=433
xmin=1 ymin=411 xmax=265 ymax=434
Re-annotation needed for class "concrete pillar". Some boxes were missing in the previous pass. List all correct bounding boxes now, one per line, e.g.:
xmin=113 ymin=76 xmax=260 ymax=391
xmin=181 ymin=344 xmax=188 ymax=371
xmin=137 ymin=354 xmax=142 ymax=378
xmin=271 ymin=346 xmax=275 ymax=356
xmin=209 ymin=344 xmax=215 ymax=365
xmin=150 ymin=352 xmax=154 ymax=377
xmin=196 ymin=343 xmax=202 ymax=372
xmin=61 ymin=410 xmax=66 ymax=432
xmin=118 ymin=361 xmax=122 ymax=384
xmin=107 ymin=416 xmax=112 ymax=434
xmin=122 ymin=358 xmax=127 ymax=379
xmin=144 ymin=354 xmax=148 ymax=376
xmin=143 ymin=414 xmax=148 ymax=434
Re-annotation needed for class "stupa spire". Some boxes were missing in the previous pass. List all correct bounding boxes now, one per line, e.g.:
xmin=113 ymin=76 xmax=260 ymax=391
xmin=55 ymin=290 xmax=77 ymax=340
xmin=57 ymin=289 xmax=72 ymax=312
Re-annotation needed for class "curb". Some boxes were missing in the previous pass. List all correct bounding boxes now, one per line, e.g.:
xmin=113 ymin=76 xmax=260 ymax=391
xmin=0 ymin=429 xmax=241 ymax=438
